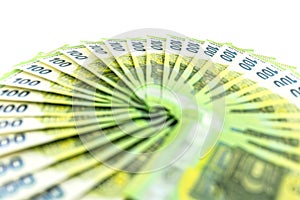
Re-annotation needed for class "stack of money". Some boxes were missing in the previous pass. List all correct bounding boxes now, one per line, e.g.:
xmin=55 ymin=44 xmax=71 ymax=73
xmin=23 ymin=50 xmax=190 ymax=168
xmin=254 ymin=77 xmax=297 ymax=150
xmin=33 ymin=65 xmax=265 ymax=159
xmin=0 ymin=33 xmax=299 ymax=200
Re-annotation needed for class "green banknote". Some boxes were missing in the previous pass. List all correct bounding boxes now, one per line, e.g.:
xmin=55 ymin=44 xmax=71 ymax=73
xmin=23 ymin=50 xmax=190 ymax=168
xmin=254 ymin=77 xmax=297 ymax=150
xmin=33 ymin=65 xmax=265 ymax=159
xmin=0 ymin=69 xmax=107 ymax=102
xmin=145 ymin=36 xmax=166 ymax=106
xmin=0 ymin=108 xmax=151 ymax=134
xmin=0 ymin=101 xmax=142 ymax=117
xmin=0 ymin=124 xmax=101 ymax=156
xmin=127 ymin=38 xmax=147 ymax=99
xmin=170 ymin=139 xmax=300 ymax=200
xmin=0 ymin=84 xmax=112 ymax=106
xmin=163 ymin=35 xmax=186 ymax=92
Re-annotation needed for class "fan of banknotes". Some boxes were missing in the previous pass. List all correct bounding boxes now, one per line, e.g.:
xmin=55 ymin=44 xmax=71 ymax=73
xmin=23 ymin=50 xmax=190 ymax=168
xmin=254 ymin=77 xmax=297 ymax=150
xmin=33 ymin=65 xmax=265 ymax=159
xmin=0 ymin=31 xmax=299 ymax=200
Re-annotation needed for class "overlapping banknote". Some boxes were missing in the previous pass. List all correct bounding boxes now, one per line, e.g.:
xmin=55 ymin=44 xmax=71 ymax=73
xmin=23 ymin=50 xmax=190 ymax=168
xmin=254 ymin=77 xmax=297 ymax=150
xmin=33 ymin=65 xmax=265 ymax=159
xmin=0 ymin=31 xmax=299 ymax=200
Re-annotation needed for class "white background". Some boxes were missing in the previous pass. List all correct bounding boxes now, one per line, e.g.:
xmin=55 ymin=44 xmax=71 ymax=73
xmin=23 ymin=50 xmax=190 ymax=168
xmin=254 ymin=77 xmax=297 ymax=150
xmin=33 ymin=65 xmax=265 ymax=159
xmin=0 ymin=0 xmax=299 ymax=75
